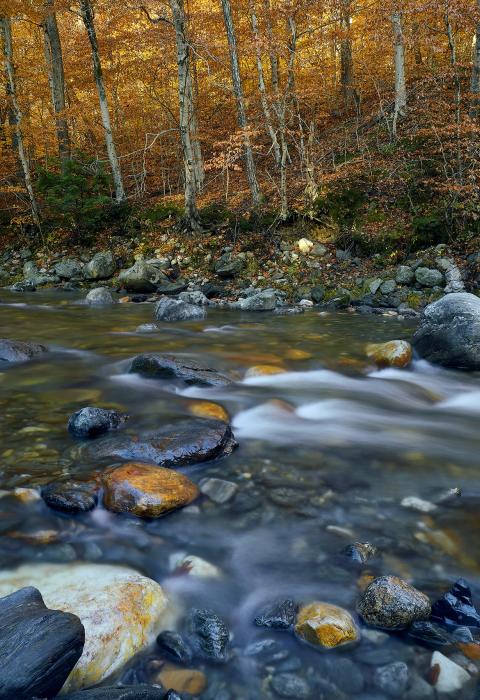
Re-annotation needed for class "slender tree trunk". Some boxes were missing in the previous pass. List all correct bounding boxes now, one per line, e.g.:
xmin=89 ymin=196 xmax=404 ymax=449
xmin=169 ymin=0 xmax=202 ymax=230
xmin=43 ymin=0 xmax=70 ymax=171
xmin=220 ymin=0 xmax=261 ymax=206
xmin=261 ymin=0 xmax=279 ymax=95
xmin=445 ymin=2 xmax=463 ymax=182
xmin=278 ymin=15 xmax=297 ymax=220
xmin=249 ymin=0 xmax=281 ymax=166
xmin=79 ymin=0 xmax=125 ymax=201
xmin=0 ymin=16 xmax=41 ymax=230
xmin=392 ymin=8 xmax=407 ymax=138
xmin=340 ymin=0 xmax=358 ymax=111
xmin=470 ymin=0 xmax=480 ymax=119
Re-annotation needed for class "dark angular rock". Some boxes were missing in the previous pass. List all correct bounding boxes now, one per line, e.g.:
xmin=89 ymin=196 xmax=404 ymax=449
xmin=254 ymin=599 xmax=297 ymax=630
xmin=413 ymin=293 xmax=480 ymax=370
xmin=156 ymin=279 xmax=188 ymax=295
xmin=89 ymin=419 xmax=237 ymax=467
xmin=214 ymin=255 xmax=244 ymax=279
xmin=164 ymin=692 xmax=182 ymax=700
xmin=406 ymin=620 xmax=465 ymax=649
xmin=154 ymin=297 xmax=205 ymax=322
xmin=61 ymin=686 xmax=166 ymax=699
xmin=0 ymin=586 xmax=85 ymax=700
xmin=430 ymin=578 xmax=480 ymax=628
xmin=201 ymin=282 xmax=227 ymax=299
xmin=341 ymin=541 xmax=378 ymax=564
xmin=186 ymin=608 xmax=230 ymax=663
xmin=0 ymin=338 xmax=47 ymax=363
xmin=130 ymin=353 xmax=232 ymax=387
xmin=156 ymin=630 xmax=193 ymax=664
xmin=11 ymin=280 xmax=37 ymax=292
xmin=42 ymin=480 xmax=98 ymax=514
xmin=68 ymin=406 xmax=129 ymax=439
xmin=270 ymin=673 xmax=311 ymax=699
xmin=310 ymin=286 xmax=325 ymax=304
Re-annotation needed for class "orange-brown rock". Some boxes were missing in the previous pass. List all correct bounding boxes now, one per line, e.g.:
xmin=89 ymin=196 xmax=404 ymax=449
xmin=366 ymin=340 xmax=413 ymax=368
xmin=295 ymin=602 xmax=360 ymax=648
xmin=244 ymin=364 xmax=286 ymax=378
xmin=156 ymin=665 xmax=207 ymax=695
xmin=102 ymin=463 xmax=199 ymax=518
xmin=187 ymin=400 xmax=229 ymax=423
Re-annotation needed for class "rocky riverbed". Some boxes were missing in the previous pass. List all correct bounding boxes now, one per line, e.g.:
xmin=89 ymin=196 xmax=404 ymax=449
xmin=0 ymin=288 xmax=479 ymax=699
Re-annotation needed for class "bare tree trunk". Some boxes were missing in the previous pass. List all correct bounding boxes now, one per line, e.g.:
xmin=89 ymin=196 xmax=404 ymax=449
xmin=220 ymin=0 xmax=261 ymax=206
xmin=470 ymin=0 xmax=480 ymax=119
xmin=445 ymin=2 xmax=463 ymax=182
xmin=392 ymin=8 xmax=407 ymax=138
xmin=0 ymin=16 xmax=41 ymax=230
xmin=79 ymin=0 xmax=125 ymax=202
xmin=340 ymin=0 xmax=358 ymax=111
xmin=169 ymin=0 xmax=202 ymax=230
xmin=278 ymin=15 xmax=297 ymax=220
xmin=43 ymin=0 xmax=70 ymax=171
xmin=261 ymin=0 xmax=279 ymax=95
xmin=249 ymin=0 xmax=281 ymax=166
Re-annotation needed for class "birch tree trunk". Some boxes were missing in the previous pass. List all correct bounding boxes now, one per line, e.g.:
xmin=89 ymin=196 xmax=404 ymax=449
xmin=278 ymin=15 xmax=297 ymax=220
xmin=340 ymin=0 xmax=358 ymax=111
xmin=79 ymin=0 xmax=125 ymax=202
xmin=249 ymin=0 xmax=281 ymax=166
xmin=391 ymin=8 xmax=407 ymax=138
xmin=470 ymin=0 xmax=480 ymax=119
xmin=220 ymin=0 xmax=261 ymax=206
xmin=0 ymin=16 xmax=41 ymax=230
xmin=444 ymin=2 xmax=463 ymax=182
xmin=169 ymin=0 xmax=202 ymax=230
xmin=43 ymin=0 xmax=70 ymax=171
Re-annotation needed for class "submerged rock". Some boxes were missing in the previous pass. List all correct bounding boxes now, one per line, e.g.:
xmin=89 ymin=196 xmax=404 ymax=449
xmin=0 ymin=586 xmax=85 ymax=700
xmin=357 ymin=575 xmax=431 ymax=630
xmin=84 ymin=251 xmax=115 ymax=280
xmin=373 ymin=662 xmax=409 ymax=698
xmin=42 ymin=480 xmax=98 ymax=514
xmin=186 ymin=608 xmax=230 ymax=663
xmin=130 ymin=353 xmax=232 ymax=386
xmin=199 ymin=477 xmax=238 ymax=504
xmin=430 ymin=578 xmax=480 ymax=628
xmin=89 ymin=419 xmax=237 ymax=466
xmin=85 ymin=287 xmax=115 ymax=305
xmin=155 ymin=666 xmax=207 ymax=695
xmin=102 ymin=462 xmax=199 ymax=517
xmin=0 ymin=338 xmax=47 ymax=363
xmin=430 ymin=650 xmax=471 ymax=694
xmin=413 ymin=293 xmax=480 ymax=370
xmin=295 ymin=602 xmax=360 ymax=648
xmin=0 ymin=563 xmax=168 ymax=693
xmin=156 ymin=630 xmax=193 ymax=664
xmin=254 ymin=599 xmax=297 ymax=630
xmin=154 ymin=297 xmax=206 ymax=322
xmin=407 ymin=620 xmax=462 ymax=650
xmin=62 ymin=687 xmax=166 ymax=699
xmin=68 ymin=406 xmax=128 ymax=439
xmin=11 ymin=279 xmax=37 ymax=292
xmin=169 ymin=552 xmax=221 ymax=579
xmin=270 ymin=673 xmax=311 ymax=699
xmin=366 ymin=340 xmax=412 ymax=368
xmin=341 ymin=541 xmax=378 ymax=564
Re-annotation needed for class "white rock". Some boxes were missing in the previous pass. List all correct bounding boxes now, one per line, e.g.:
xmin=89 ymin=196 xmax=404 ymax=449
xmin=401 ymin=496 xmax=437 ymax=513
xmin=299 ymin=299 xmax=314 ymax=307
xmin=0 ymin=563 xmax=168 ymax=694
xmin=431 ymin=651 xmax=471 ymax=694
xmin=297 ymin=238 xmax=314 ymax=253
xmin=169 ymin=552 xmax=222 ymax=579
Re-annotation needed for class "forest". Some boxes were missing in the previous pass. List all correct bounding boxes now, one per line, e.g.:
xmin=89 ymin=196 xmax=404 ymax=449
xmin=1 ymin=0 xmax=480 ymax=251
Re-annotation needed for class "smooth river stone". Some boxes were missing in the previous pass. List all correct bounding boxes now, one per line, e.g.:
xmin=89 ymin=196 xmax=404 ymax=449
xmin=365 ymin=340 xmax=413 ymax=368
xmin=357 ymin=575 xmax=431 ymax=630
xmin=295 ymin=602 xmax=360 ymax=649
xmin=102 ymin=463 xmax=199 ymax=517
xmin=0 ymin=563 xmax=168 ymax=694
xmin=0 ymin=338 xmax=47 ymax=363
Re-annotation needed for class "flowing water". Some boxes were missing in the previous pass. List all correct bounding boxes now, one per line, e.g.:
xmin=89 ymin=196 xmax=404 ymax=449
xmin=1 ymin=290 xmax=479 ymax=699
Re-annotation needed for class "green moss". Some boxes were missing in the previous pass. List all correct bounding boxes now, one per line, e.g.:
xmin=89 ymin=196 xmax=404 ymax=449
xmin=141 ymin=202 xmax=183 ymax=223
xmin=405 ymin=292 xmax=423 ymax=310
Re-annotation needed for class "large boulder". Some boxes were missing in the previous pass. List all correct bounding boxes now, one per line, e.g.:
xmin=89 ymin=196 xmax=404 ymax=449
xmin=154 ymin=297 xmax=206 ymax=322
xmin=0 ymin=563 xmax=168 ymax=694
xmin=85 ymin=287 xmax=115 ymax=305
xmin=0 ymin=338 xmax=47 ymax=364
xmin=84 ymin=251 xmax=116 ymax=280
xmin=55 ymin=259 xmax=83 ymax=280
xmin=415 ymin=267 xmax=444 ymax=288
xmin=129 ymin=353 xmax=232 ymax=387
xmin=0 ymin=586 xmax=85 ymax=700
xmin=102 ymin=462 xmax=199 ymax=517
xmin=23 ymin=261 xmax=57 ymax=286
xmin=237 ymin=290 xmax=277 ymax=311
xmin=118 ymin=258 xmax=167 ymax=293
xmin=413 ymin=293 xmax=480 ymax=370
xmin=86 ymin=418 xmax=237 ymax=467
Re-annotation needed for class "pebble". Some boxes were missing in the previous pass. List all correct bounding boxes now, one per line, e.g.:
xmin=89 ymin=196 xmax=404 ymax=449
xmin=373 ymin=661 xmax=409 ymax=697
xmin=295 ymin=601 xmax=360 ymax=648
xmin=270 ymin=673 xmax=311 ymax=699
xmin=169 ymin=553 xmax=221 ymax=579
xmin=199 ymin=478 xmax=238 ymax=504
xmin=254 ymin=599 xmax=297 ymax=630
xmin=156 ymin=630 xmax=193 ymax=664
xmin=186 ymin=608 xmax=229 ymax=663
xmin=155 ymin=665 xmax=207 ymax=695
xmin=341 ymin=541 xmax=377 ymax=563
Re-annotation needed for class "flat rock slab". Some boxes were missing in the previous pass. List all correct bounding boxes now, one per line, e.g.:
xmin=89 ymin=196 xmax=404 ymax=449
xmin=0 ymin=338 xmax=47 ymax=363
xmin=0 ymin=586 xmax=84 ymax=700
xmin=0 ymin=563 xmax=168 ymax=694
xmin=89 ymin=419 xmax=237 ymax=467
xmin=130 ymin=353 xmax=232 ymax=387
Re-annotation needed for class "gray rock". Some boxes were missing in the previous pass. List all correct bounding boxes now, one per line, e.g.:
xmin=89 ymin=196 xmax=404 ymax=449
xmin=336 ymin=249 xmax=351 ymax=261
xmin=396 ymin=266 xmax=414 ymax=285
xmin=156 ymin=630 xmax=192 ymax=664
xmin=10 ymin=280 xmax=36 ymax=292
xmin=215 ymin=254 xmax=245 ymax=279
xmin=380 ymin=279 xmax=397 ymax=295
xmin=415 ymin=267 xmax=444 ymax=287
xmin=237 ymin=290 xmax=278 ymax=311
xmin=357 ymin=575 xmax=431 ymax=629
xmin=68 ymin=406 xmax=128 ymax=439
xmin=373 ymin=662 xmax=409 ymax=698
xmin=55 ymin=259 xmax=83 ymax=280
xmin=310 ymin=286 xmax=325 ymax=303
xmin=84 ymin=251 xmax=115 ymax=280
xmin=199 ymin=478 xmax=238 ymax=504
xmin=42 ymin=481 xmax=98 ymax=514
xmin=130 ymin=353 xmax=232 ymax=386
xmin=413 ymin=292 xmax=480 ymax=369
xmin=329 ymin=658 xmax=364 ymax=694
xmin=179 ymin=290 xmax=210 ymax=306
xmin=311 ymin=244 xmax=327 ymax=257
xmin=23 ymin=261 xmax=56 ymax=286
xmin=154 ymin=297 xmax=206 ymax=322
xmin=254 ymin=599 xmax=297 ymax=630
xmin=186 ymin=608 xmax=230 ymax=663
xmin=405 ymin=674 xmax=434 ymax=700
xmin=270 ymin=673 xmax=311 ymax=698
xmin=0 ymin=338 xmax=47 ymax=363
xmin=367 ymin=278 xmax=383 ymax=294
xmin=118 ymin=259 xmax=166 ymax=293
xmin=0 ymin=586 xmax=85 ymax=700
xmin=85 ymin=287 xmax=114 ymax=305
xmin=156 ymin=279 xmax=188 ymax=295
xmin=62 ymin=687 xmax=165 ymax=700
xmin=135 ymin=323 xmax=159 ymax=334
